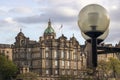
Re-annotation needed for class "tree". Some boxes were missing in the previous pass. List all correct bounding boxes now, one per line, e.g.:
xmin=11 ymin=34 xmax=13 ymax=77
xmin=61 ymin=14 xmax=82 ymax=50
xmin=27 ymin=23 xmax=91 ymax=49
xmin=16 ymin=72 xmax=39 ymax=80
xmin=0 ymin=55 xmax=18 ymax=80
xmin=97 ymin=58 xmax=120 ymax=79
xmin=97 ymin=60 xmax=110 ymax=80
xmin=108 ymin=58 xmax=120 ymax=78
xmin=59 ymin=75 xmax=75 ymax=80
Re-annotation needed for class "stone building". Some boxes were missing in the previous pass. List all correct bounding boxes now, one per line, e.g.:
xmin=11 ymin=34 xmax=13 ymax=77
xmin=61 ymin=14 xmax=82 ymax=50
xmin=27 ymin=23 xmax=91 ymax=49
xmin=12 ymin=20 xmax=86 ymax=80
xmin=84 ymin=41 xmax=118 ymax=68
xmin=0 ymin=44 xmax=12 ymax=60
xmin=116 ymin=41 xmax=120 ymax=48
xmin=98 ymin=43 xmax=118 ymax=61
xmin=115 ymin=41 xmax=120 ymax=60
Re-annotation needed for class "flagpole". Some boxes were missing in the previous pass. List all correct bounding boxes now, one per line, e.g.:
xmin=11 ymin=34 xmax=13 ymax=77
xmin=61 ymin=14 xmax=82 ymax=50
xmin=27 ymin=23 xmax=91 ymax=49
xmin=59 ymin=24 xmax=63 ymax=35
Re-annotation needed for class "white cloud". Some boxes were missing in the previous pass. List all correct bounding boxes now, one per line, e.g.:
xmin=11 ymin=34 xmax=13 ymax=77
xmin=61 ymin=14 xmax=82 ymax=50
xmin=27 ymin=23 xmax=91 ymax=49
xmin=0 ymin=10 xmax=7 ymax=15
xmin=0 ymin=18 xmax=21 ymax=43
xmin=56 ymin=7 xmax=78 ymax=17
xmin=0 ymin=17 xmax=25 ymax=33
xmin=111 ymin=6 xmax=118 ymax=10
xmin=78 ymin=0 xmax=101 ymax=7
xmin=9 ymin=7 xmax=33 ymax=14
xmin=0 ymin=6 xmax=11 ymax=12
xmin=4 ymin=17 xmax=16 ymax=24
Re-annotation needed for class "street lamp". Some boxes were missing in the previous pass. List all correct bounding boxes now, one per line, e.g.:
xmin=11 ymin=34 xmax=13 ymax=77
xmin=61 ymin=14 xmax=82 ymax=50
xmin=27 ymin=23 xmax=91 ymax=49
xmin=81 ymin=29 xmax=109 ymax=44
xmin=78 ymin=4 xmax=110 ymax=68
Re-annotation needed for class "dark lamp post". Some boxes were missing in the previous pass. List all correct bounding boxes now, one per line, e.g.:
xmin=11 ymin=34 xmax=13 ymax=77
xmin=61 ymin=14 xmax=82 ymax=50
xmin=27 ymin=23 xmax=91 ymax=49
xmin=78 ymin=4 xmax=110 ymax=68
xmin=81 ymin=29 xmax=109 ymax=44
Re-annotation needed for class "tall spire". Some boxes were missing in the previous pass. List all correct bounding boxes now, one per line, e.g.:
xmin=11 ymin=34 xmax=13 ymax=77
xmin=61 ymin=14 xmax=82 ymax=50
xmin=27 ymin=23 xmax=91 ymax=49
xmin=48 ymin=19 xmax=51 ymax=27
xmin=20 ymin=28 xmax=22 ymax=32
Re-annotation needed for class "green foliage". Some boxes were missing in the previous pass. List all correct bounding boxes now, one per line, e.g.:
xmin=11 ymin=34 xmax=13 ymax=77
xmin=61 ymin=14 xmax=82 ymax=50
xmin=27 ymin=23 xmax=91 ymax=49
xmin=59 ymin=75 xmax=75 ymax=80
xmin=0 ymin=55 xmax=18 ymax=80
xmin=98 ymin=60 xmax=110 ymax=73
xmin=108 ymin=58 xmax=120 ymax=78
xmin=16 ymin=72 xmax=39 ymax=80
xmin=97 ymin=58 xmax=120 ymax=79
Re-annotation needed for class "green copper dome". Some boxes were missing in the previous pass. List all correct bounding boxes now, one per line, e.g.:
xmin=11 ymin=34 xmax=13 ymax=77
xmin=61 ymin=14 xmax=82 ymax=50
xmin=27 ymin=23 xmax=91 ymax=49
xmin=44 ymin=19 xmax=55 ymax=34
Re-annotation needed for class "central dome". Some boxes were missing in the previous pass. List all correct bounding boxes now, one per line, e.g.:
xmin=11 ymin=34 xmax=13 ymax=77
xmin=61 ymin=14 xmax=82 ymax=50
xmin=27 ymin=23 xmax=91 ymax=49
xmin=44 ymin=19 xmax=55 ymax=34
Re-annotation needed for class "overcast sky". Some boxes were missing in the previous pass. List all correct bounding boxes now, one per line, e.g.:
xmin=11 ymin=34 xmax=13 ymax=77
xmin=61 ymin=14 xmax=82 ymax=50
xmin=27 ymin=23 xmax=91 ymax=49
xmin=0 ymin=0 xmax=120 ymax=45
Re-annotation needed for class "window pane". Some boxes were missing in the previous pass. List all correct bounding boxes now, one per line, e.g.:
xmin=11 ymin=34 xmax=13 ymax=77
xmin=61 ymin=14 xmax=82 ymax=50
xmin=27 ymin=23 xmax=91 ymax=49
xmin=55 ymin=70 xmax=58 ymax=74
xmin=62 ymin=61 xmax=64 ymax=66
xmin=46 ymin=52 xmax=48 ymax=58
xmin=67 ymin=61 xmax=70 ymax=67
xmin=66 ymin=52 xmax=69 ymax=59
xmin=55 ymin=61 xmax=58 ymax=66
xmin=54 ymin=51 xmax=57 ymax=58
xmin=61 ymin=51 xmax=64 ymax=58
xmin=46 ymin=70 xmax=49 ymax=74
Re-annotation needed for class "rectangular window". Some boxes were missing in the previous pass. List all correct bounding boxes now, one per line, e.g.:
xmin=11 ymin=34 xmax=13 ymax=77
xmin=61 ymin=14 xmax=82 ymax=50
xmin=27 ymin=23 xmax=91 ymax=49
xmin=46 ymin=70 xmax=49 ymax=74
xmin=68 ymin=71 xmax=70 ymax=75
xmin=38 ymin=61 xmax=41 ymax=66
xmin=62 ymin=70 xmax=65 ymax=75
xmin=67 ymin=61 xmax=70 ymax=67
xmin=46 ymin=47 xmax=49 ymax=50
xmin=54 ymin=51 xmax=57 ymax=58
xmin=61 ymin=51 xmax=64 ymax=58
xmin=66 ymin=52 xmax=69 ymax=59
xmin=62 ymin=61 xmax=64 ymax=66
xmin=46 ymin=52 xmax=48 ymax=58
xmin=74 ymin=62 xmax=77 ymax=69
xmin=74 ymin=71 xmax=77 ymax=75
xmin=55 ymin=70 xmax=58 ymax=74
xmin=55 ymin=60 xmax=58 ymax=66
xmin=46 ymin=60 xmax=49 ymax=66
xmin=71 ymin=52 xmax=74 ymax=60
xmin=74 ymin=54 xmax=77 ymax=60
xmin=28 ymin=48 xmax=31 ymax=52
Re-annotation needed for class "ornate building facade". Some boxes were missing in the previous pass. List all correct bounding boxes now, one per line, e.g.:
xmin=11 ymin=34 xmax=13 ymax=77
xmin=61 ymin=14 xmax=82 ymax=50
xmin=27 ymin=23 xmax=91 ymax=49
xmin=12 ymin=20 xmax=86 ymax=79
xmin=0 ymin=44 xmax=12 ymax=60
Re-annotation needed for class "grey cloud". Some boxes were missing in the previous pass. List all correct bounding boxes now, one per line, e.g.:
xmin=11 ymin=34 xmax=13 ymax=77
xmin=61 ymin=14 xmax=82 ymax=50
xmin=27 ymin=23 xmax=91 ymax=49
xmin=9 ymin=7 xmax=33 ymax=14
xmin=14 ymin=0 xmax=79 ymax=24
xmin=15 ymin=9 xmax=77 ymax=24
xmin=105 ymin=28 xmax=120 ymax=45
xmin=0 ymin=10 xmax=7 ymax=15
xmin=0 ymin=18 xmax=25 ymax=33
xmin=109 ymin=4 xmax=120 ymax=22
xmin=110 ymin=10 xmax=120 ymax=22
